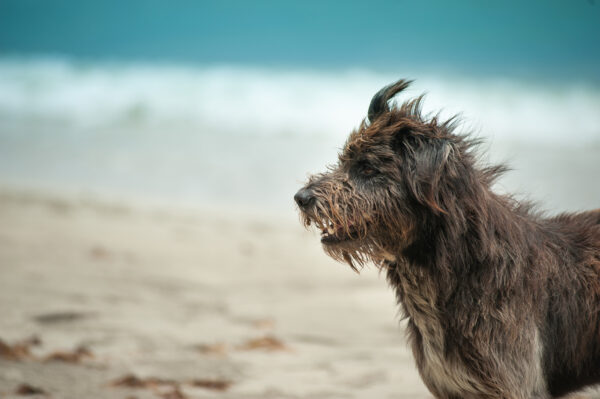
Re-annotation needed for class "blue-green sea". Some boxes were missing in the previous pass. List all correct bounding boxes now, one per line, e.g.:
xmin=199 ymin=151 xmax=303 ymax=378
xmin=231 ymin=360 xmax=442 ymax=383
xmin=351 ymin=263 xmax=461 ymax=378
xmin=0 ymin=1 xmax=598 ymax=212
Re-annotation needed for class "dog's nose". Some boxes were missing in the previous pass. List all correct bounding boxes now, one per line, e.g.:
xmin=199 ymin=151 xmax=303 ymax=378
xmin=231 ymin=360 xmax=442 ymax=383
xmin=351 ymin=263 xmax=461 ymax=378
xmin=294 ymin=188 xmax=315 ymax=209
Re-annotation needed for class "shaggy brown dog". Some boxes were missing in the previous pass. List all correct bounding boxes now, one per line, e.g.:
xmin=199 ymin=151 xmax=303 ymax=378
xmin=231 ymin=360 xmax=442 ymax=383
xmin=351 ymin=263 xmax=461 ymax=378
xmin=294 ymin=80 xmax=600 ymax=399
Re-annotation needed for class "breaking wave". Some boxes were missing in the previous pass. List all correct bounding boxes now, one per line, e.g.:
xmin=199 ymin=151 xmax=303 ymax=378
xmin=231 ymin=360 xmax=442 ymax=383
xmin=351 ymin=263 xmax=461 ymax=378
xmin=0 ymin=57 xmax=598 ymax=142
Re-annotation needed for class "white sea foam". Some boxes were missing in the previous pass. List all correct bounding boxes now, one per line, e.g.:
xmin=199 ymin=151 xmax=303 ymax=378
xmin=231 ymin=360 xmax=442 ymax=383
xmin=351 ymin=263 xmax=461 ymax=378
xmin=0 ymin=58 xmax=598 ymax=142
xmin=0 ymin=58 xmax=598 ymax=210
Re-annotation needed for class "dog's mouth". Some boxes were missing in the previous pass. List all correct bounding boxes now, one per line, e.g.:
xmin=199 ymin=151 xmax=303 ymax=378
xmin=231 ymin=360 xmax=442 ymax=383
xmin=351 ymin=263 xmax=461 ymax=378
xmin=318 ymin=220 xmax=360 ymax=245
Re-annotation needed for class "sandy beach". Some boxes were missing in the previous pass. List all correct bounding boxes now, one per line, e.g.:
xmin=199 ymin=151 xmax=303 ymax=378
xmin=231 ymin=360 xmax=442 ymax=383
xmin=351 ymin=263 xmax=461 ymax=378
xmin=2 ymin=190 xmax=597 ymax=399
xmin=0 ymin=189 xmax=433 ymax=399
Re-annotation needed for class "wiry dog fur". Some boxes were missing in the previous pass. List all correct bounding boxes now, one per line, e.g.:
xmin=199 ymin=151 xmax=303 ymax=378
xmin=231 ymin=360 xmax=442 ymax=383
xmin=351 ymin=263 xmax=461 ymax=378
xmin=294 ymin=80 xmax=600 ymax=399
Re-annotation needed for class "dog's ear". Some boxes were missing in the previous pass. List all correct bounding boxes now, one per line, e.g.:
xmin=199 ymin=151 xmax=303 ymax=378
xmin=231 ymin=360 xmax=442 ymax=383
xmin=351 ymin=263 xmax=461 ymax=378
xmin=415 ymin=139 xmax=451 ymax=177
xmin=405 ymin=138 xmax=452 ymax=214
xmin=390 ymin=126 xmax=414 ymax=154
xmin=368 ymin=80 xmax=412 ymax=123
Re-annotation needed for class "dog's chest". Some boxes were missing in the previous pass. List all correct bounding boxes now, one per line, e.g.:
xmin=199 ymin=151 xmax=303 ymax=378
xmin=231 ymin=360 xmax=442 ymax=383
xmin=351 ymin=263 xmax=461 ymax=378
xmin=393 ymin=265 xmax=487 ymax=396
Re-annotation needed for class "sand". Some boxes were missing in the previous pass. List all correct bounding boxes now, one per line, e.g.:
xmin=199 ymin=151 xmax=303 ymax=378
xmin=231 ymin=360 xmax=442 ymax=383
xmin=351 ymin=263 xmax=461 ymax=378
xmin=0 ymin=190 xmax=430 ymax=399
xmin=1 ymin=189 xmax=598 ymax=399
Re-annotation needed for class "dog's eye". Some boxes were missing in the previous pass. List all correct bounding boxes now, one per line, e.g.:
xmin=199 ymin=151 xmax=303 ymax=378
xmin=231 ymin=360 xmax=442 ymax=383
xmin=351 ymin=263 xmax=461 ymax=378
xmin=361 ymin=166 xmax=376 ymax=176
xmin=350 ymin=161 xmax=379 ymax=181
xmin=356 ymin=163 xmax=378 ymax=178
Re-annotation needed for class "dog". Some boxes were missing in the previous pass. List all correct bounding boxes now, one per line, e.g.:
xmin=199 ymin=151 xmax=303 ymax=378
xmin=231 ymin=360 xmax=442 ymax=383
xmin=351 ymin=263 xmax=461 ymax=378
xmin=294 ymin=80 xmax=600 ymax=399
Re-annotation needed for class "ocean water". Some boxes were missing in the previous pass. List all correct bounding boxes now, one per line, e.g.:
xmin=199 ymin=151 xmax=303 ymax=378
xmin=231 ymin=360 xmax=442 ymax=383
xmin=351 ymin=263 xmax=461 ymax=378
xmin=0 ymin=58 xmax=599 ymax=212
xmin=2 ymin=1 xmax=599 ymax=79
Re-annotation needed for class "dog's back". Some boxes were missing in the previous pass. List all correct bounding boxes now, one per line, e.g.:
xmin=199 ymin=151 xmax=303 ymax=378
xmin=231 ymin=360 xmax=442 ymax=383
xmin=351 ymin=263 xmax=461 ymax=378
xmin=541 ymin=209 xmax=600 ymax=396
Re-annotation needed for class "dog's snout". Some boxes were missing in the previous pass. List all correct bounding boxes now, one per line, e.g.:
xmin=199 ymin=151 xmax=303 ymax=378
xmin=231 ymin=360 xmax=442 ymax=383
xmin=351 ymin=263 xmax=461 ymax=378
xmin=294 ymin=188 xmax=315 ymax=209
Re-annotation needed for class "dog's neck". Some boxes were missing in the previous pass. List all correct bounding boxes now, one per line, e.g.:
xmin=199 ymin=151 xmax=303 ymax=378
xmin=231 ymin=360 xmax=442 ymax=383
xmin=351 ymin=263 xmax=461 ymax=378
xmin=388 ymin=186 xmax=536 ymax=299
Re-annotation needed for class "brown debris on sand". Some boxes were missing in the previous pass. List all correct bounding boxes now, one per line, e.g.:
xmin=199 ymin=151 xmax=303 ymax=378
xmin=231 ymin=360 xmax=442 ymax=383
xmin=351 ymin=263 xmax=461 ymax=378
xmin=195 ymin=334 xmax=290 ymax=356
xmin=0 ymin=336 xmax=96 ymax=366
xmin=0 ymin=336 xmax=41 ymax=360
xmin=110 ymin=373 xmax=232 ymax=396
xmin=189 ymin=378 xmax=232 ymax=391
xmin=15 ymin=383 xmax=47 ymax=395
xmin=238 ymin=335 xmax=289 ymax=351
xmin=43 ymin=345 xmax=94 ymax=363
xmin=110 ymin=374 xmax=176 ymax=389
xmin=159 ymin=387 xmax=187 ymax=399
xmin=195 ymin=342 xmax=228 ymax=356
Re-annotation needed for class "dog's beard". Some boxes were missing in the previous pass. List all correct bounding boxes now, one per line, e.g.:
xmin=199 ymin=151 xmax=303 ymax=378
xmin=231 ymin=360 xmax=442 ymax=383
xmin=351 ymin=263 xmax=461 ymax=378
xmin=300 ymin=207 xmax=390 ymax=272
xmin=299 ymin=201 xmax=412 ymax=272
xmin=322 ymin=237 xmax=380 ymax=272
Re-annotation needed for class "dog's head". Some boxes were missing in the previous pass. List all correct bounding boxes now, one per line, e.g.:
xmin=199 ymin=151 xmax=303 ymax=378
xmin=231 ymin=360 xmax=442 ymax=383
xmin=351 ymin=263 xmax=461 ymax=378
xmin=295 ymin=79 xmax=467 ymax=270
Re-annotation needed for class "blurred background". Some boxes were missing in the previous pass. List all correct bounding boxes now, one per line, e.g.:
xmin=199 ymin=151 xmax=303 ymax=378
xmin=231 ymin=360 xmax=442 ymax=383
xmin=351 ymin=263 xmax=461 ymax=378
xmin=0 ymin=1 xmax=599 ymax=398
xmin=1 ymin=0 xmax=599 ymax=211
